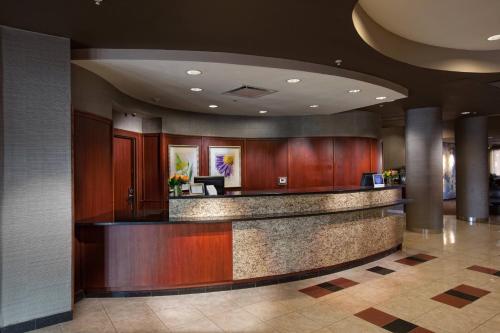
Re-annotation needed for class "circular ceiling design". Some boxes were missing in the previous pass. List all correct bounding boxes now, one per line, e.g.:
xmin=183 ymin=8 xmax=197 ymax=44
xmin=359 ymin=0 xmax=500 ymax=51
xmin=72 ymin=50 xmax=407 ymax=117
xmin=353 ymin=1 xmax=500 ymax=73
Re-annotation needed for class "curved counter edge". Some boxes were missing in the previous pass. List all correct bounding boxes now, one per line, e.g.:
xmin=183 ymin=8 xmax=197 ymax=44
xmin=82 ymin=244 xmax=402 ymax=298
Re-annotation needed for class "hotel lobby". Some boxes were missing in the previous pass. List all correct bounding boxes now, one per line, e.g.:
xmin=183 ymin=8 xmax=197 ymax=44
xmin=1 ymin=1 xmax=500 ymax=332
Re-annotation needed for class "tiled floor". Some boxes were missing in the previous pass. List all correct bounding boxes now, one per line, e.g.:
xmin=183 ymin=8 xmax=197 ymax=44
xmin=32 ymin=216 xmax=500 ymax=333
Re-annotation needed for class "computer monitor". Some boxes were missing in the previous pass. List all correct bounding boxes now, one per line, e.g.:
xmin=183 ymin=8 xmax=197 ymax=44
xmin=372 ymin=174 xmax=385 ymax=188
xmin=193 ymin=176 xmax=225 ymax=195
xmin=360 ymin=172 xmax=376 ymax=187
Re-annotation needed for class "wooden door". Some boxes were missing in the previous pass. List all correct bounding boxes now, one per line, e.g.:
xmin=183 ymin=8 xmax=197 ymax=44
xmin=114 ymin=136 xmax=135 ymax=215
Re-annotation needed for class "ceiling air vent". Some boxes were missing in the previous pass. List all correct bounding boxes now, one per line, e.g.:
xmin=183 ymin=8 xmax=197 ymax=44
xmin=223 ymin=85 xmax=277 ymax=98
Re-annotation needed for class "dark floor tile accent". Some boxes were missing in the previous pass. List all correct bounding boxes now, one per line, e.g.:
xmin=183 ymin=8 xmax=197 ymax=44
xmin=355 ymin=308 xmax=433 ymax=333
xmin=383 ymin=318 xmax=418 ymax=333
xmin=432 ymin=284 xmax=490 ymax=308
xmin=300 ymin=277 xmax=358 ymax=298
xmin=330 ymin=277 xmax=359 ymax=289
xmin=396 ymin=253 xmax=437 ymax=266
xmin=431 ymin=293 xmax=471 ymax=308
xmin=151 ymin=289 xmax=180 ymax=296
xmin=367 ymin=266 xmax=395 ymax=275
xmin=299 ymin=285 xmax=334 ymax=298
xmin=467 ymin=265 xmax=499 ymax=275
xmin=231 ymin=282 xmax=256 ymax=290
xmin=445 ymin=289 xmax=478 ymax=302
xmin=355 ymin=308 xmax=397 ymax=327
xmin=205 ymin=284 xmax=233 ymax=292
xmin=317 ymin=282 xmax=343 ymax=292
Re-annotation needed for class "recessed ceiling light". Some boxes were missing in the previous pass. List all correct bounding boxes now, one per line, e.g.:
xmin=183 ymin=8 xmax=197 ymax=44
xmin=190 ymin=88 xmax=203 ymax=92
xmin=259 ymin=110 xmax=268 ymax=114
xmin=461 ymin=111 xmax=471 ymax=115
xmin=287 ymin=78 xmax=301 ymax=83
xmin=209 ymin=104 xmax=219 ymax=109
xmin=349 ymin=89 xmax=361 ymax=93
xmin=375 ymin=96 xmax=387 ymax=100
xmin=487 ymin=34 xmax=500 ymax=41
xmin=186 ymin=69 xmax=202 ymax=75
xmin=309 ymin=105 xmax=319 ymax=108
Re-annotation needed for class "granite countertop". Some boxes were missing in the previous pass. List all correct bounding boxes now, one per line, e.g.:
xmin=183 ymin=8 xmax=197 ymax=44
xmin=169 ymin=185 xmax=403 ymax=199
xmin=76 ymin=200 xmax=407 ymax=226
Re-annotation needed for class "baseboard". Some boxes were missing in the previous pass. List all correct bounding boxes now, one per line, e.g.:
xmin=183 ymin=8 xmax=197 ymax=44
xmin=0 ymin=311 xmax=72 ymax=333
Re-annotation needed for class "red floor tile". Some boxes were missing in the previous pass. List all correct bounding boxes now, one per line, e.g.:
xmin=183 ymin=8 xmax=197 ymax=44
xmin=396 ymin=258 xmax=421 ymax=266
xmin=467 ymin=265 xmax=499 ymax=275
xmin=412 ymin=253 xmax=437 ymax=261
xmin=453 ymin=284 xmax=490 ymax=298
xmin=330 ymin=277 xmax=359 ymax=289
xmin=355 ymin=307 xmax=397 ymax=327
xmin=299 ymin=285 xmax=332 ymax=298
xmin=431 ymin=293 xmax=472 ymax=308
xmin=410 ymin=327 xmax=435 ymax=333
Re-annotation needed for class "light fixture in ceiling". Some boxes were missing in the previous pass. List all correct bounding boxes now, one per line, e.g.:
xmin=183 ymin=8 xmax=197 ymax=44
xmin=348 ymin=89 xmax=361 ymax=93
xmin=190 ymin=87 xmax=203 ymax=92
xmin=287 ymin=78 xmax=301 ymax=84
xmin=309 ymin=105 xmax=319 ymax=108
xmin=375 ymin=96 xmax=387 ymax=100
xmin=461 ymin=111 xmax=471 ymax=115
xmin=94 ymin=0 xmax=103 ymax=5
xmin=487 ymin=34 xmax=500 ymax=41
xmin=259 ymin=110 xmax=268 ymax=114
xmin=209 ymin=104 xmax=219 ymax=109
xmin=186 ymin=69 xmax=202 ymax=76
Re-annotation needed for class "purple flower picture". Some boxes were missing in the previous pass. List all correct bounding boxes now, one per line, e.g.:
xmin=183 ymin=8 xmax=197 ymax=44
xmin=215 ymin=154 xmax=234 ymax=177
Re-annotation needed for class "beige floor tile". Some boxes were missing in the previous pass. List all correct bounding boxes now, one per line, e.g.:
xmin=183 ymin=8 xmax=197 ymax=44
xmin=168 ymin=317 xmax=222 ymax=333
xmin=111 ymin=313 xmax=169 ymax=333
xmin=60 ymin=310 xmax=116 ymax=333
xmin=323 ymin=293 xmax=374 ymax=314
xmin=414 ymin=305 xmax=484 ymax=333
xmin=155 ymin=305 xmax=205 ymax=329
xmin=29 ymin=325 xmax=63 ymax=333
xmin=266 ymin=312 xmax=324 ymax=333
xmin=297 ymin=302 xmax=349 ymax=326
xmin=208 ymin=308 xmax=262 ymax=332
xmin=102 ymin=299 xmax=153 ymax=321
xmin=375 ymin=295 xmax=440 ymax=321
xmin=243 ymin=299 xmax=293 ymax=321
xmin=317 ymin=316 xmax=387 ymax=333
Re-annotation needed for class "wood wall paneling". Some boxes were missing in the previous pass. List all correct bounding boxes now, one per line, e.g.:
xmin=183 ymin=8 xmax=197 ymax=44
xmin=334 ymin=137 xmax=373 ymax=186
xmin=245 ymin=139 xmax=288 ymax=190
xmin=143 ymin=134 xmax=163 ymax=209
xmin=287 ymin=137 xmax=334 ymax=188
xmin=370 ymin=139 xmax=381 ymax=172
xmin=73 ymin=111 xmax=113 ymax=223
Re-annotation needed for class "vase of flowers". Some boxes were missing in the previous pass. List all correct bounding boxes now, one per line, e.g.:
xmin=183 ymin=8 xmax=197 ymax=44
xmin=383 ymin=169 xmax=399 ymax=185
xmin=168 ymin=174 xmax=189 ymax=197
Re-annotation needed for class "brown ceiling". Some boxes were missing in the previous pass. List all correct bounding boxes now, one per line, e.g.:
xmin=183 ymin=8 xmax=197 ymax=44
xmin=1 ymin=0 xmax=500 ymax=126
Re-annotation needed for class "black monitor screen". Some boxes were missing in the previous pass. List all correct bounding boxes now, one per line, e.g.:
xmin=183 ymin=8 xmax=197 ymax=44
xmin=360 ymin=172 xmax=376 ymax=187
xmin=193 ymin=176 xmax=225 ymax=195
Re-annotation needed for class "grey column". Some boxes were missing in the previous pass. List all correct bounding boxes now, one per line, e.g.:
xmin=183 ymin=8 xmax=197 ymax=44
xmin=405 ymin=107 xmax=443 ymax=232
xmin=0 ymin=26 xmax=72 ymax=329
xmin=455 ymin=116 xmax=489 ymax=222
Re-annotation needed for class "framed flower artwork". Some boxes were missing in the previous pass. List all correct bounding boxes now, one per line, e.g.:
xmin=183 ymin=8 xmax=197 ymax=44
xmin=208 ymin=146 xmax=242 ymax=188
xmin=168 ymin=145 xmax=200 ymax=190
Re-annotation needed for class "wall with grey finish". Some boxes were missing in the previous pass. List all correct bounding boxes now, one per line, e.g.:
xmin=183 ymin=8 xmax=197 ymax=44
xmin=405 ymin=107 xmax=443 ymax=232
xmin=456 ymin=116 xmax=489 ymax=221
xmin=381 ymin=127 xmax=405 ymax=169
xmin=72 ymin=65 xmax=382 ymax=138
xmin=0 ymin=26 xmax=72 ymax=327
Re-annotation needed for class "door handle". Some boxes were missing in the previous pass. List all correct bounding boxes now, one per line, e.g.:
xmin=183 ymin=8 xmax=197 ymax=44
xmin=128 ymin=187 xmax=135 ymax=201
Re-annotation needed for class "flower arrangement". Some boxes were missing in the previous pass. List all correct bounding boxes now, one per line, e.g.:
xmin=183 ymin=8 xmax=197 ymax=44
xmin=383 ymin=169 xmax=399 ymax=185
xmin=168 ymin=174 xmax=189 ymax=196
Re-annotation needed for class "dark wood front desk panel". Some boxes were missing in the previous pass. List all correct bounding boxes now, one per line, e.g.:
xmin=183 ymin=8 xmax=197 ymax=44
xmin=76 ymin=223 xmax=233 ymax=293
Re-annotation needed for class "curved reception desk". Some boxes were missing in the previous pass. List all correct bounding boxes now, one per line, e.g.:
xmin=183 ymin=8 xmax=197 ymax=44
xmin=76 ymin=187 xmax=405 ymax=296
